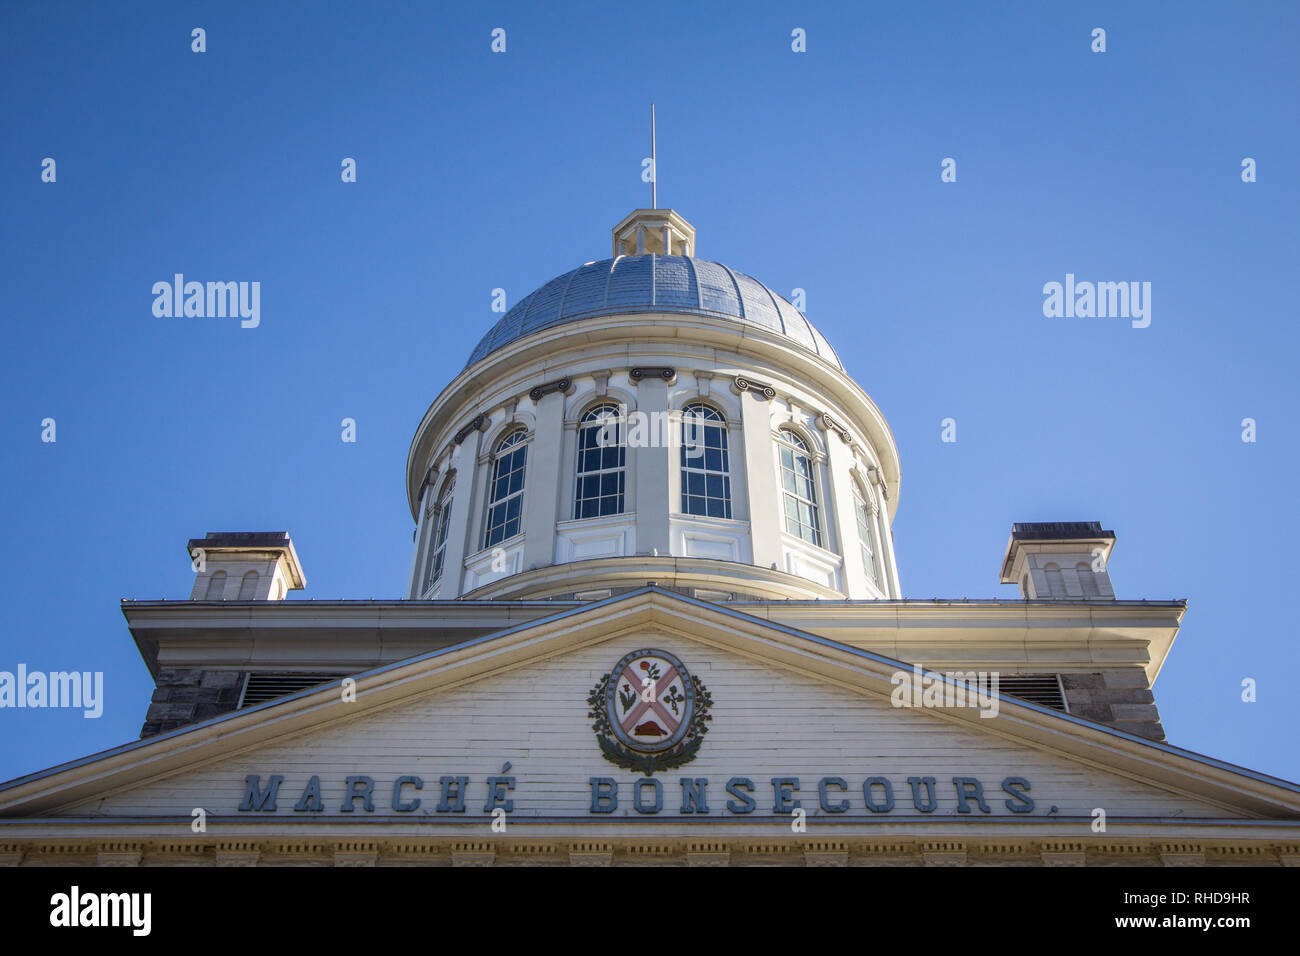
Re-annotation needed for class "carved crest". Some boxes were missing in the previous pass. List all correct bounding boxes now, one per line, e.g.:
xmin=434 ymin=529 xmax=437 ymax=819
xmin=586 ymin=649 xmax=713 ymax=775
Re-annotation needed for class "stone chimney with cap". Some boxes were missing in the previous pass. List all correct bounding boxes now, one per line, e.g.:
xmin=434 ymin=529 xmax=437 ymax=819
xmin=136 ymin=533 xmax=307 ymax=738
xmin=187 ymin=531 xmax=305 ymax=601
xmin=1000 ymin=522 xmax=1116 ymax=599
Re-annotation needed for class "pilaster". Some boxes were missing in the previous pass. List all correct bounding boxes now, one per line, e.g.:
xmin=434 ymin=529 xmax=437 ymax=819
xmin=739 ymin=389 xmax=780 ymax=572
xmin=442 ymin=427 xmax=482 ymax=597
xmin=522 ymin=389 xmax=566 ymax=571
xmin=633 ymin=375 xmax=671 ymax=557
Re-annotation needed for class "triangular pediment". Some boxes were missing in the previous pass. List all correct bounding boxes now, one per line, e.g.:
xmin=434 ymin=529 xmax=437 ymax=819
xmin=2 ymin=589 xmax=1297 ymax=826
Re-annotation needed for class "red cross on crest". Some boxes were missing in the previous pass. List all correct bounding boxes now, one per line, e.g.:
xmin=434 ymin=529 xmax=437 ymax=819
xmin=588 ymin=648 xmax=712 ymax=774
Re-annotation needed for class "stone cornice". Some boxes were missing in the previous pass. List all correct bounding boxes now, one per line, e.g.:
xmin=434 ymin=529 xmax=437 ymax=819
xmin=121 ymin=596 xmax=1186 ymax=622
xmin=122 ymin=592 xmax=1186 ymax=682
xmin=2 ymin=823 xmax=1298 ymax=869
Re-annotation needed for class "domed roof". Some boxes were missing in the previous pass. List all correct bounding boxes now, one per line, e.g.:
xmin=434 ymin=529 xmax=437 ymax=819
xmin=465 ymin=255 xmax=842 ymax=370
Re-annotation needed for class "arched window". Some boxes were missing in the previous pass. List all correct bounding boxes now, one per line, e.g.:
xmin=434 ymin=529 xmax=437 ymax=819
xmin=484 ymin=429 xmax=527 ymax=548
xmin=680 ymin=403 xmax=731 ymax=519
xmin=574 ymin=404 xmax=626 ymax=519
xmin=777 ymin=428 xmax=821 ymax=546
xmin=204 ymin=570 xmax=227 ymax=600
xmin=852 ymin=479 xmax=881 ymax=588
xmin=424 ymin=473 xmax=456 ymax=591
xmin=237 ymin=570 xmax=259 ymax=600
xmin=1077 ymin=562 xmax=1100 ymax=598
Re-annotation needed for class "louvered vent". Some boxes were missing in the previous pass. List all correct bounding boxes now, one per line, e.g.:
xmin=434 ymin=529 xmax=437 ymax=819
xmin=239 ymin=673 xmax=347 ymax=707
xmin=998 ymin=675 xmax=1067 ymax=711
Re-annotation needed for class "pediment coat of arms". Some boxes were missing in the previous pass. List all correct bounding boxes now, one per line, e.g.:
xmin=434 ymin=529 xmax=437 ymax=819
xmin=586 ymin=648 xmax=713 ymax=775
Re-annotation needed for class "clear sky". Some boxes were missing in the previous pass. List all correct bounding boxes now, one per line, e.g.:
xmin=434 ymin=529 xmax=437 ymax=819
xmin=2 ymin=1 xmax=1296 ymax=783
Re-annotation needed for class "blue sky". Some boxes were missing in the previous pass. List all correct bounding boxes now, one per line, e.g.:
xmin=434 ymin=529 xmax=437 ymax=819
xmin=2 ymin=1 xmax=1296 ymax=783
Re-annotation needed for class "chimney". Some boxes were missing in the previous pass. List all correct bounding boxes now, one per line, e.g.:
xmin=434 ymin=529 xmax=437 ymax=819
xmin=187 ymin=532 xmax=305 ymax=601
xmin=1000 ymin=522 xmax=1115 ymax=600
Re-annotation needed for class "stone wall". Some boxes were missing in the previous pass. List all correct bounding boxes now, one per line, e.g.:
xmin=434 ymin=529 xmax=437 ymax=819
xmin=1062 ymin=669 xmax=1164 ymax=741
xmin=140 ymin=669 xmax=243 ymax=738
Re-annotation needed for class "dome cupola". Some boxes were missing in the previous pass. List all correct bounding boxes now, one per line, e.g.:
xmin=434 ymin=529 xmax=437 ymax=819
xmin=466 ymin=211 xmax=839 ymax=371
xmin=611 ymin=208 xmax=695 ymax=257
xmin=408 ymin=205 xmax=902 ymax=605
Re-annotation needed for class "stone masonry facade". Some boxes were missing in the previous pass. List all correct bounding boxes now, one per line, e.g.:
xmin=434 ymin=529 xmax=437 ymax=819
xmin=1061 ymin=669 xmax=1164 ymax=741
xmin=140 ymin=669 xmax=243 ymax=738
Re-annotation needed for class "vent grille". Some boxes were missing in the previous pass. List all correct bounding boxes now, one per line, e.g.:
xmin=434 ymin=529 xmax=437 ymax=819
xmin=239 ymin=673 xmax=347 ymax=707
xmin=998 ymin=675 xmax=1067 ymax=711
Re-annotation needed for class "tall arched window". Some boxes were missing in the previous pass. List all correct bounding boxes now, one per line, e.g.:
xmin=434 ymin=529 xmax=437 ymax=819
xmin=574 ymin=404 xmax=626 ymax=518
xmin=204 ymin=570 xmax=227 ymax=600
xmin=484 ymin=430 xmax=527 ymax=548
xmin=852 ymin=479 xmax=881 ymax=588
xmin=237 ymin=570 xmax=259 ymax=600
xmin=777 ymin=428 xmax=821 ymax=546
xmin=424 ymin=473 xmax=456 ymax=591
xmin=680 ymin=403 xmax=731 ymax=518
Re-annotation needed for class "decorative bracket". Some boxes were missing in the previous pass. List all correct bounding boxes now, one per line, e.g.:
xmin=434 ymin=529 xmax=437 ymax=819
xmin=419 ymin=465 xmax=437 ymax=500
xmin=868 ymin=464 xmax=890 ymax=501
xmin=630 ymin=366 xmax=676 ymax=385
xmin=820 ymin=412 xmax=854 ymax=447
xmin=528 ymin=376 xmax=573 ymax=402
xmin=732 ymin=375 xmax=777 ymax=400
xmin=453 ymin=413 xmax=488 ymax=445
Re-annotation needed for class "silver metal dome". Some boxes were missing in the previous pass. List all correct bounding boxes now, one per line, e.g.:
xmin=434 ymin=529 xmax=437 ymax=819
xmin=466 ymin=255 xmax=841 ymax=369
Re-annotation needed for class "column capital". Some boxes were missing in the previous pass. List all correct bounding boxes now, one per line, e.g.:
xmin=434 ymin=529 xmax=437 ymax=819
xmin=528 ymin=376 xmax=574 ymax=402
xmin=732 ymin=375 xmax=776 ymax=400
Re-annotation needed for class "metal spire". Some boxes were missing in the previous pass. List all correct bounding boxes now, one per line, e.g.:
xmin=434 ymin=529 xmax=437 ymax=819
xmin=651 ymin=103 xmax=657 ymax=209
